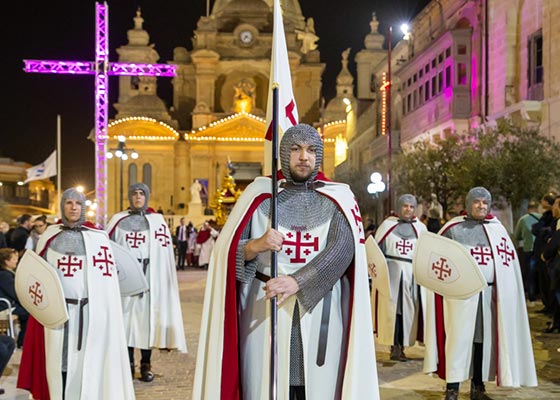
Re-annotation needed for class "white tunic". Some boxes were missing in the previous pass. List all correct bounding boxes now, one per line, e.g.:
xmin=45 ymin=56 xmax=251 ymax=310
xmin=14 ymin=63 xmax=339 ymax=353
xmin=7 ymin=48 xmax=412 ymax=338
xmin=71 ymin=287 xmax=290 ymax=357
xmin=373 ymin=217 xmax=426 ymax=346
xmin=37 ymin=225 xmax=135 ymax=400
xmin=107 ymin=211 xmax=187 ymax=352
xmin=423 ymin=216 xmax=537 ymax=387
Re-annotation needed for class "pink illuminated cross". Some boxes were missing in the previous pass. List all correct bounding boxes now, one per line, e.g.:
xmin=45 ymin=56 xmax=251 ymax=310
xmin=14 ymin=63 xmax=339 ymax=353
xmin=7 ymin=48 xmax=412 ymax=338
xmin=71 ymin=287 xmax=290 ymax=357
xmin=23 ymin=2 xmax=176 ymax=227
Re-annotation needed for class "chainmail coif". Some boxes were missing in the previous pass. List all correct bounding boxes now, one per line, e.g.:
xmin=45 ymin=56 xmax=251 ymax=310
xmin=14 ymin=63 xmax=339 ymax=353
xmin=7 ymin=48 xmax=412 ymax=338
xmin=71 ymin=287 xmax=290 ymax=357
xmin=128 ymin=182 xmax=150 ymax=212
xmin=279 ymin=123 xmax=323 ymax=184
xmin=397 ymin=194 xmax=417 ymax=220
xmin=60 ymin=188 xmax=86 ymax=228
xmin=465 ymin=187 xmax=492 ymax=219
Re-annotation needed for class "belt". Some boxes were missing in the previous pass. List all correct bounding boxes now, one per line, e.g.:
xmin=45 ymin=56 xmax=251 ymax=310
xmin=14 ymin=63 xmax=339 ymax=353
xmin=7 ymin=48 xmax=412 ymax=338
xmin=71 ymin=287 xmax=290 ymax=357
xmin=254 ymin=270 xmax=332 ymax=366
xmin=386 ymin=255 xmax=413 ymax=263
xmin=316 ymin=289 xmax=332 ymax=366
xmin=255 ymin=270 xmax=270 ymax=283
xmin=65 ymin=298 xmax=89 ymax=351
xmin=137 ymin=258 xmax=150 ymax=275
xmin=137 ymin=259 xmax=150 ymax=298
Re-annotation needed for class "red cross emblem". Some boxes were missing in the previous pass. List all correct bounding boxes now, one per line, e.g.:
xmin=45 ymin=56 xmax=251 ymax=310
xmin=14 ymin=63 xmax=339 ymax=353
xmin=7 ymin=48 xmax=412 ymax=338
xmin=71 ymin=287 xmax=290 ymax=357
xmin=154 ymin=224 xmax=171 ymax=247
xmin=125 ymin=231 xmax=146 ymax=248
xmin=283 ymin=230 xmax=319 ymax=264
xmin=431 ymin=257 xmax=452 ymax=281
xmin=57 ymin=255 xmax=83 ymax=277
xmin=395 ymin=239 xmax=413 ymax=255
xmin=470 ymin=246 xmax=493 ymax=266
xmin=496 ymin=237 xmax=515 ymax=267
xmin=350 ymin=201 xmax=365 ymax=244
xmin=28 ymin=281 xmax=44 ymax=306
xmin=92 ymin=245 xmax=115 ymax=277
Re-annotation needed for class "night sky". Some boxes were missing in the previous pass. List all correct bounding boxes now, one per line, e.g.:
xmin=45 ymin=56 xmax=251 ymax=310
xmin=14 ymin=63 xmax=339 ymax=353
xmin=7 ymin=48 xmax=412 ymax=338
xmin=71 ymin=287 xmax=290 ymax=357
xmin=4 ymin=0 xmax=428 ymax=190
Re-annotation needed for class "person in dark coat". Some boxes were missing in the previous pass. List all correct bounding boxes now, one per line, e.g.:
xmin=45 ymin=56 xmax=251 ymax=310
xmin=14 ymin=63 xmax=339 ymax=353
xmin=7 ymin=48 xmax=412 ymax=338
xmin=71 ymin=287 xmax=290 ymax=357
xmin=532 ymin=192 xmax=557 ymax=314
xmin=10 ymin=214 xmax=32 ymax=253
xmin=0 ymin=248 xmax=29 ymax=347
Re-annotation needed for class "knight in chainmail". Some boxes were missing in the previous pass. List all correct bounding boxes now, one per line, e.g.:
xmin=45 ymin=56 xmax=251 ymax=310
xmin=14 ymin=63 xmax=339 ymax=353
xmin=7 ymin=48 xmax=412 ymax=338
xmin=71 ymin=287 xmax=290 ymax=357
xmin=106 ymin=183 xmax=186 ymax=383
xmin=200 ymin=123 xmax=373 ymax=400
xmin=429 ymin=187 xmax=537 ymax=400
xmin=17 ymin=188 xmax=134 ymax=399
xmin=373 ymin=194 xmax=426 ymax=362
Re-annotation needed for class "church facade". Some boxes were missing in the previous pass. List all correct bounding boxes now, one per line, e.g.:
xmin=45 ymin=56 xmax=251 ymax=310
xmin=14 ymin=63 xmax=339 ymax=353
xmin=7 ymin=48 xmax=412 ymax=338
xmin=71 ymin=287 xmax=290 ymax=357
xmin=105 ymin=0 xmax=348 ymax=218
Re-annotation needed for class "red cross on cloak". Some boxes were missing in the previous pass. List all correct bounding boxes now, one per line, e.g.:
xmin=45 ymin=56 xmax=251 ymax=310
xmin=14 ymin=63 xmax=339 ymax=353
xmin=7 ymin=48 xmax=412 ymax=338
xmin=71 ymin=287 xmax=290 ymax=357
xmin=57 ymin=255 xmax=83 ymax=277
xmin=283 ymin=230 xmax=319 ymax=264
xmin=350 ymin=201 xmax=366 ymax=244
xmin=125 ymin=231 xmax=146 ymax=248
xmin=496 ymin=237 xmax=515 ymax=267
xmin=470 ymin=246 xmax=493 ymax=266
xmin=92 ymin=246 xmax=115 ymax=277
xmin=155 ymin=224 xmax=171 ymax=247
xmin=395 ymin=239 xmax=413 ymax=255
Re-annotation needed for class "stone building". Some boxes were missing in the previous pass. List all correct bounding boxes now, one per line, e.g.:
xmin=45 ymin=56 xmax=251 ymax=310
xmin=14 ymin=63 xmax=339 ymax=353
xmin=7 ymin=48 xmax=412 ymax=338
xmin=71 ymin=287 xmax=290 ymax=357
xmin=105 ymin=0 xmax=348 ymax=218
xmin=0 ymin=158 xmax=56 ymax=222
xmin=338 ymin=0 xmax=560 ymax=219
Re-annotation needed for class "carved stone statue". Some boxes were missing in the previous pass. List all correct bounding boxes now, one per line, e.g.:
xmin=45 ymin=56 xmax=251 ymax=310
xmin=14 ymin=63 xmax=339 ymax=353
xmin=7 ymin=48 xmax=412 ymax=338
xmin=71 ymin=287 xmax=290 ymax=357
xmin=296 ymin=17 xmax=319 ymax=55
xmin=232 ymin=79 xmax=256 ymax=113
xmin=190 ymin=179 xmax=202 ymax=204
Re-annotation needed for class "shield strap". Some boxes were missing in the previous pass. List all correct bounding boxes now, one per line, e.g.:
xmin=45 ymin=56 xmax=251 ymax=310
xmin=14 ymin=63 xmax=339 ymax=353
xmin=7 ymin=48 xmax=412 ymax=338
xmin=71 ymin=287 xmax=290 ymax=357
xmin=65 ymin=298 xmax=89 ymax=351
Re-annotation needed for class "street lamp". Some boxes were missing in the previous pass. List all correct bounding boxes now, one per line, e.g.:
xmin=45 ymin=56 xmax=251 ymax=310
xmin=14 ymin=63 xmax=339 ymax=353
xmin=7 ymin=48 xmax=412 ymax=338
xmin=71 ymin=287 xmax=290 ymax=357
xmin=367 ymin=172 xmax=386 ymax=197
xmin=381 ymin=22 xmax=409 ymax=217
xmin=367 ymin=172 xmax=386 ymax=224
xmin=107 ymin=136 xmax=139 ymax=211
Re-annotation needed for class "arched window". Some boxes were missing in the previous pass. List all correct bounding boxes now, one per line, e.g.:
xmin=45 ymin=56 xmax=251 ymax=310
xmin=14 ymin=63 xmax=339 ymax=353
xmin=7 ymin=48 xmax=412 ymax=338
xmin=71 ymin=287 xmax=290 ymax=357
xmin=142 ymin=163 xmax=152 ymax=190
xmin=128 ymin=163 xmax=138 ymax=185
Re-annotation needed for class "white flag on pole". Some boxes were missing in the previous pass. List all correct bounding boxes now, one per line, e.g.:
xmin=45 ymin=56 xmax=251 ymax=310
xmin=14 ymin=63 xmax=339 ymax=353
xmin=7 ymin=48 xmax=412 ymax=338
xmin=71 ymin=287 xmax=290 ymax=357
xmin=263 ymin=0 xmax=299 ymax=176
xmin=25 ymin=150 xmax=57 ymax=183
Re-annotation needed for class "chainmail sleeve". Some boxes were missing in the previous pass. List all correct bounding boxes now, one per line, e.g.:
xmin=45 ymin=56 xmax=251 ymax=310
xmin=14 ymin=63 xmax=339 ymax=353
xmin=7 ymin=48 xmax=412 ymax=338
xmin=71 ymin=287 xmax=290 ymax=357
xmin=290 ymin=207 xmax=354 ymax=314
xmin=236 ymin=218 xmax=264 ymax=284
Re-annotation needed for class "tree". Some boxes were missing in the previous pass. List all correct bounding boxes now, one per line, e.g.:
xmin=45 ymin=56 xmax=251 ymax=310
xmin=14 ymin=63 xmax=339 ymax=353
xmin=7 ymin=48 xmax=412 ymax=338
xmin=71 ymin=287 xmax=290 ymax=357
xmin=393 ymin=135 xmax=465 ymax=214
xmin=393 ymin=121 xmax=560 ymax=218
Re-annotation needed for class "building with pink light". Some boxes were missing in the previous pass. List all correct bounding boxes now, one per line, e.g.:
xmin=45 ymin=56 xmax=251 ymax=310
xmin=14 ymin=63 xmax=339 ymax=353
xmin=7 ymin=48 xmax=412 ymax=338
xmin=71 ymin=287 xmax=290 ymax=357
xmin=337 ymin=0 xmax=559 ymax=214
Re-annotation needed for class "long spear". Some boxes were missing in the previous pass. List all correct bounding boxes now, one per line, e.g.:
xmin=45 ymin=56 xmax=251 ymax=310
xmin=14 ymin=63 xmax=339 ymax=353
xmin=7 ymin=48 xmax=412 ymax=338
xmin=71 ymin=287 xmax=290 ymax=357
xmin=270 ymin=84 xmax=279 ymax=400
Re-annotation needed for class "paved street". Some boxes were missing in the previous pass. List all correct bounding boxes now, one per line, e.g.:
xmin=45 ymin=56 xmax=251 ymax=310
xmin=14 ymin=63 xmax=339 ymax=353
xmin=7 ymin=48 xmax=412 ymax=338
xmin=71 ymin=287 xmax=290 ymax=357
xmin=1 ymin=268 xmax=559 ymax=399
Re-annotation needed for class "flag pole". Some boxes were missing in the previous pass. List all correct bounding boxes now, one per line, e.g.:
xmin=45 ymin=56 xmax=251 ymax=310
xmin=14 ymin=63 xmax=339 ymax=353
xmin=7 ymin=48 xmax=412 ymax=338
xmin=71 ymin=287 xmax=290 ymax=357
xmin=57 ymin=114 xmax=62 ymax=215
xmin=270 ymin=84 xmax=279 ymax=400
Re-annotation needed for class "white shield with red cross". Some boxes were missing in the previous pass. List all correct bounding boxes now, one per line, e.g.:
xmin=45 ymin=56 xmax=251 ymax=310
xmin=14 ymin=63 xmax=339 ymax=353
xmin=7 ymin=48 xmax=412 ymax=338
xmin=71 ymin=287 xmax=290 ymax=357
xmin=413 ymin=232 xmax=487 ymax=300
xmin=109 ymin=241 xmax=148 ymax=296
xmin=365 ymin=235 xmax=391 ymax=298
xmin=15 ymin=250 xmax=69 ymax=329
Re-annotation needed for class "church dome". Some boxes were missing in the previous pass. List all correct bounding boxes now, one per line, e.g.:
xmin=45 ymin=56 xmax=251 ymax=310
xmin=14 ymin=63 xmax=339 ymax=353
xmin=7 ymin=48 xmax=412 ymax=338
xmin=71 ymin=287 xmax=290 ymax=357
xmin=221 ymin=0 xmax=269 ymax=15
xmin=325 ymin=97 xmax=348 ymax=122
xmin=126 ymin=94 xmax=168 ymax=112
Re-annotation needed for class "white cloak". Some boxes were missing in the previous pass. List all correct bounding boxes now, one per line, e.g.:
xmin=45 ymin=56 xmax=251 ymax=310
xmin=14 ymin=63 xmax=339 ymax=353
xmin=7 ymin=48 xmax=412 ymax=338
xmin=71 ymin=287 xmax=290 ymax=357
xmin=373 ymin=217 xmax=426 ymax=346
xmin=36 ymin=225 xmax=135 ymax=400
xmin=107 ymin=211 xmax=187 ymax=352
xmin=192 ymin=176 xmax=379 ymax=400
xmin=423 ymin=216 xmax=537 ymax=387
